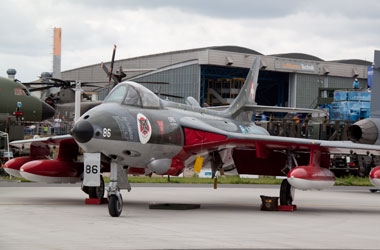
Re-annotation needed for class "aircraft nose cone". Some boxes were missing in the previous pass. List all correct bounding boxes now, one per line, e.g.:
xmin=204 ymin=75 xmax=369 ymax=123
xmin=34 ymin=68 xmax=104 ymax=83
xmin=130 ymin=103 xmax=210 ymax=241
xmin=71 ymin=120 xmax=94 ymax=143
xmin=41 ymin=102 xmax=55 ymax=120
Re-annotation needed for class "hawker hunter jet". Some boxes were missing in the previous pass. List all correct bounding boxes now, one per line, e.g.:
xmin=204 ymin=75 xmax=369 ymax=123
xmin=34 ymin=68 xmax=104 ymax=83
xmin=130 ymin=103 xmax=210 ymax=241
xmin=0 ymin=77 xmax=55 ymax=122
xmin=5 ymin=57 xmax=380 ymax=217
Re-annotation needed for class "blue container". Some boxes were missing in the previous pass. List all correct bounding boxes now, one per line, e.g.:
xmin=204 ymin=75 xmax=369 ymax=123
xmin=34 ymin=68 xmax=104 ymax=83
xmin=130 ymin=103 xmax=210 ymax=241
xmin=347 ymin=91 xmax=371 ymax=101
xmin=334 ymin=91 xmax=348 ymax=101
xmin=330 ymin=101 xmax=370 ymax=122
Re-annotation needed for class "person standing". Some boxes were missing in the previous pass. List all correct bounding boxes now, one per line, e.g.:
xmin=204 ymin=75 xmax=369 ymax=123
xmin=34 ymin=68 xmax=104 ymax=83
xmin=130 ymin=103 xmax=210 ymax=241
xmin=60 ymin=116 xmax=66 ymax=134
xmin=353 ymin=78 xmax=360 ymax=89
xmin=43 ymin=124 xmax=49 ymax=135
xmin=53 ymin=115 xmax=62 ymax=135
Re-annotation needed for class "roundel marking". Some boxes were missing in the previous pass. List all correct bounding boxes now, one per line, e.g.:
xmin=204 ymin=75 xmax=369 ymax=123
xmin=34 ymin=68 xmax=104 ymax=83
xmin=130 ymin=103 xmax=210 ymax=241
xmin=137 ymin=113 xmax=152 ymax=144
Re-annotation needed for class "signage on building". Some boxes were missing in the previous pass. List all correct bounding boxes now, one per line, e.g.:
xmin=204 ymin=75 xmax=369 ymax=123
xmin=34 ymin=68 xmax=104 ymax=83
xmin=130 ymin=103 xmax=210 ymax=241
xmin=275 ymin=59 xmax=315 ymax=72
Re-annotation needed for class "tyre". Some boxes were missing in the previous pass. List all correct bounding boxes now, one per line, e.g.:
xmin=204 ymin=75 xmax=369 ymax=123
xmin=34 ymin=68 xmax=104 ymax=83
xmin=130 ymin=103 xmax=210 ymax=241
xmin=108 ymin=194 xmax=123 ymax=217
xmin=88 ymin=175 xmax=105 ymax=199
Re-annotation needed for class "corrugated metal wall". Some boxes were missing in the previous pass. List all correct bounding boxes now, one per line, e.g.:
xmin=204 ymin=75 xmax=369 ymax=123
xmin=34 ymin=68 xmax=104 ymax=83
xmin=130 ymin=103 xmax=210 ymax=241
xmin=295 ymin=74 xmax=370 ymax=108
xmin=328 ymin=75 xmax=368 ymax=89
xmin=296 ymin=74 xmax=320 ymax=108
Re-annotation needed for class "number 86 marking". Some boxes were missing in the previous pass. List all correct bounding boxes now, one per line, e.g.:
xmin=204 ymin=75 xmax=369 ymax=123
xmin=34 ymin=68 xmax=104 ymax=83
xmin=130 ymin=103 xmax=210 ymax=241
xmin=103 ymin=128 xmax=111 ymax=138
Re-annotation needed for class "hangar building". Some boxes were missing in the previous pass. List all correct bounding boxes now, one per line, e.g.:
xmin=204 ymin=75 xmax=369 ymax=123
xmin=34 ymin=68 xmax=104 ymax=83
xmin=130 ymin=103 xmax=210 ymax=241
xmin=61 ymin=46 xmax=372 ymax=109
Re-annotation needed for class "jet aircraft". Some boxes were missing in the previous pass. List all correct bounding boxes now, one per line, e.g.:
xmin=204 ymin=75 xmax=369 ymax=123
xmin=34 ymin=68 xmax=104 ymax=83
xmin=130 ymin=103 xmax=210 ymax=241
xmin=0 ymin=77 xmax=55 ymax=122
xmin=5 ymin=56 xmax=380 ymax=217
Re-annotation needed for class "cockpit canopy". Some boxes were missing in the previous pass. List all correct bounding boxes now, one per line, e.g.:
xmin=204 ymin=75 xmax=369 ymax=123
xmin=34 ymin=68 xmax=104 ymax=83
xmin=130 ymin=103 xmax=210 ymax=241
xmin=104 ymin=81 xmax=161 ymax=108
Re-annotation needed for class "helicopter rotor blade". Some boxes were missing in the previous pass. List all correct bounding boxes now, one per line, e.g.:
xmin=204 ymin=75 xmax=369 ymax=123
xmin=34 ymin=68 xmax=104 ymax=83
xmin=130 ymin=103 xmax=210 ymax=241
xmin=109 ymin=44 xmax=116 ymax=84
xmin=137 ymin=81 xmax=170 ymax=85
xmin=155 ymin=92 xmax=183 ymax=99
xmin=28 ymin=86 xmax=53 ymax=92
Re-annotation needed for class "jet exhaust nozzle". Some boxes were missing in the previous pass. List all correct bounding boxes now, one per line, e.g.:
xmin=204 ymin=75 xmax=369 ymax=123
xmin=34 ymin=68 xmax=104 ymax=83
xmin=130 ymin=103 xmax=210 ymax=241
xmin=347 ymin=119 xmax=379 ymax=145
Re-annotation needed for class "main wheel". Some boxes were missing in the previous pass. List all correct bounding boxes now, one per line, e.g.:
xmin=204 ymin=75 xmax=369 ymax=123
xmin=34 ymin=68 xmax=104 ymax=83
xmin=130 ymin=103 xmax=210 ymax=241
xmin=88 ymin=175 xmax=105 ymax=199
xmin=108 ymin=194 xmax=123 ymax=217
xmin=280 ymin=179 xmax=294 ymax=205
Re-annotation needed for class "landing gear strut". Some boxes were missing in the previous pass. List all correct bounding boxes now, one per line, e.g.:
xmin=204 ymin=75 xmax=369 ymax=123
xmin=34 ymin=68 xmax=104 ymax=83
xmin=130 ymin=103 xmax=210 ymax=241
xmin=280 ymin=179 xmax=294 ymax=205
xmin=107 ymin=161 xmax=131 ymax=217
xmin=279 ymin=151 xmax=297 ymax=206
xmin=209 ymin=151 xmax=223 ymax=179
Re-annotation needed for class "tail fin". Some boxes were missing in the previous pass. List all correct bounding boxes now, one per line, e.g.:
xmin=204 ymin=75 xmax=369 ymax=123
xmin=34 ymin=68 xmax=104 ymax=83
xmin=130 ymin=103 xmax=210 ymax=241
xmin=222 ymin=56 xmax=260 ymax=117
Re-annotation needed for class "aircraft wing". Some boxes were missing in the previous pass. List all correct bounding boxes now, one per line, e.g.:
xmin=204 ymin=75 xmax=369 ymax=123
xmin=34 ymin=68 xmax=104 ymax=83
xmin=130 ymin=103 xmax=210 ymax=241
xmin=241 ymin=104 xmax=327 ymax=116
xmin=179 ymin=116 xmax=380 ymax=155
xmin=9 ymin=134 xmax=73 ymax=148
xmin=5 ymin=134 xmax=84 ymax=183
xmin=206 ymin=104 xmax=327 ymax=116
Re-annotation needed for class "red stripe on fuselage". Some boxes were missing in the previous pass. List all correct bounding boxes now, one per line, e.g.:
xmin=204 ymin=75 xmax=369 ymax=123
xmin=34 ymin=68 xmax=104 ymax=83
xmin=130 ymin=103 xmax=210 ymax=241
xmin=183 ymin=127 xmax=227 ymax=146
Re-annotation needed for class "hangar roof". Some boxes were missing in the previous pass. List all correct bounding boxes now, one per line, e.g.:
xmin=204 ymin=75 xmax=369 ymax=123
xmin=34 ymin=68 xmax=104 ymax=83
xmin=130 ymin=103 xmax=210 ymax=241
xmin=207 ymin=45 xmax=263 ymax=55
xmin=127 ymin=45 xmax=370 ymax=65
xmin=125 ymin=45 xmax=263 ymax=60
xmin=269 ymin=53 xmax=324 ymax=61
xmin=329 ymin=59 xmax=372 ymax=66
xmin=62 ymin=45 xmax=372 ymax=83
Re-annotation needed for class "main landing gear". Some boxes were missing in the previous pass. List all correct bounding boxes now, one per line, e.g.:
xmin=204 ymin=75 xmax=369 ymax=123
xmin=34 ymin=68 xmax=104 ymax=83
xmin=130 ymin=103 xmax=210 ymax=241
xmin=107 ymin=161 xmax=131 ymax=217
xmin=280 ymin=179 xmax=294 ymax=206
xmin=82 ymin=175 xmax=105 ymax=199
xmin=279 ymin=151 xmax=297 ymax=207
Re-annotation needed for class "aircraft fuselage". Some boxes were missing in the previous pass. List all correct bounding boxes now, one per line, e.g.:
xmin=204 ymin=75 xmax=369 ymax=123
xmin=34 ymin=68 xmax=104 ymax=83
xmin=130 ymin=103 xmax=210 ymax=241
xmin=72 ymin=84 xmax=268 ymax=175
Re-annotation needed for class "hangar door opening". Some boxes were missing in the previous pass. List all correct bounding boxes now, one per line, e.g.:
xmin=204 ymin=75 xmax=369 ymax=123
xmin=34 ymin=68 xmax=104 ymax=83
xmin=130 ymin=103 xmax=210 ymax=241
xmin=201 ymin=65 xmax=248 ymax=106
xmin=200 ymin=66 xmax=289 ymax=107
xmin=255 ymin=70 xmax=289 ymax=107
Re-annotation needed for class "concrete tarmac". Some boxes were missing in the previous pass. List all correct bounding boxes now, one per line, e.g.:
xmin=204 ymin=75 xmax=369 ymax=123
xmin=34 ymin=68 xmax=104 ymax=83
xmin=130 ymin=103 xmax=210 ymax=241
xmin=0 ymin=181 xmax=380 ymax=250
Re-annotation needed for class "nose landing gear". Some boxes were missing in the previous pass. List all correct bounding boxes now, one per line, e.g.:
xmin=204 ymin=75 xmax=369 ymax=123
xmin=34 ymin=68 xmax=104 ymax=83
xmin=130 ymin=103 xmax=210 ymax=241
xmin=107 ymin=161 xmax=131 ymax=217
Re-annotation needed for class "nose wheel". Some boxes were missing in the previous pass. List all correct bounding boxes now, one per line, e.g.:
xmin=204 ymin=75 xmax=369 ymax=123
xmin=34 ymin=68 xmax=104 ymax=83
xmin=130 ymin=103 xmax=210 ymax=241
xmin=108 ymin=192 xmax=123 ymax=217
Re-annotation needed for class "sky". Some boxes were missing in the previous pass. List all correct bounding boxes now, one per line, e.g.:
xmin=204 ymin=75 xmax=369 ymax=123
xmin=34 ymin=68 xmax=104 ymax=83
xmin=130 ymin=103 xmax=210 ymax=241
xmin=1 ymin=0 xmax=379 ymax=82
